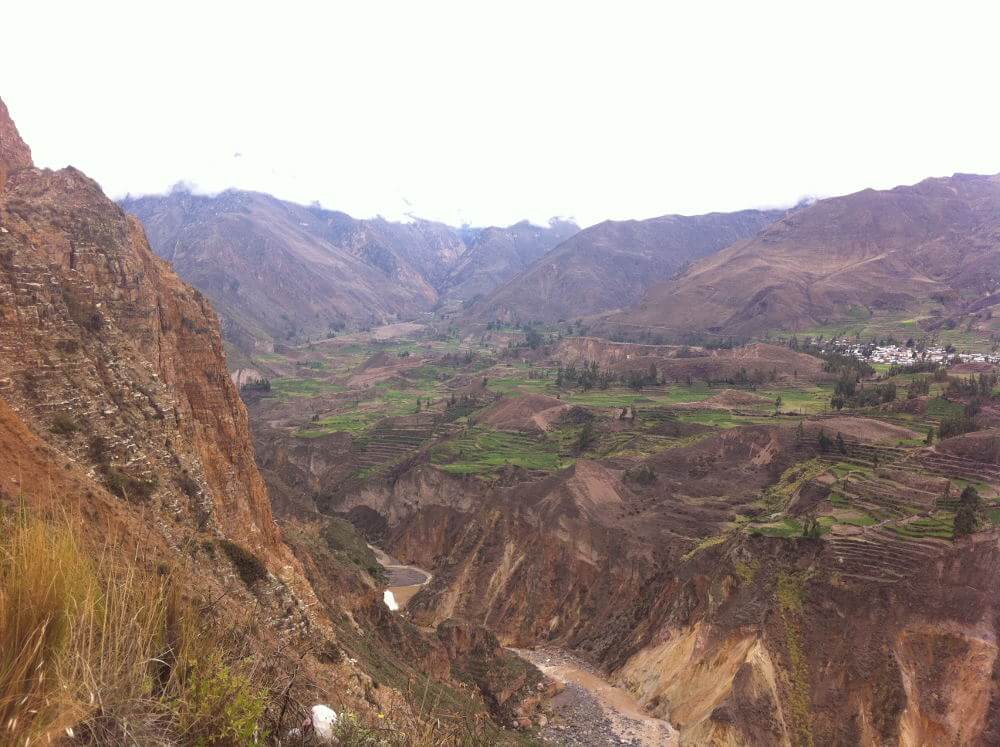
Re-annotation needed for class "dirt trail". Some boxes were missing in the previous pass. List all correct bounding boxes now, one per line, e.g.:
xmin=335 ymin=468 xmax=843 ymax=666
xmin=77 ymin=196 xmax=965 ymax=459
xmin=369 ymin=545 xmax=433 ymax=607
xmin=514 ymin=648 xmax=678 ymax=746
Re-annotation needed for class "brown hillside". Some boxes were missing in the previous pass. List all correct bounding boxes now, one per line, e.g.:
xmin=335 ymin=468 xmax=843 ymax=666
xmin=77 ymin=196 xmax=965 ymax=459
xmin=478 ymin=393 xmax=570 ymax=433
xmin=608 ymin=173 xmax=1000 ymax=337
xmin=121 ymin=191 xmax=578 ymax=353
xmin=470 ymin=208 xmax=784 ymax=324
xmin=120 ymin=189 xmax=442 ymax=352
xmin=442 ymin=219 xmax=579 ymax=302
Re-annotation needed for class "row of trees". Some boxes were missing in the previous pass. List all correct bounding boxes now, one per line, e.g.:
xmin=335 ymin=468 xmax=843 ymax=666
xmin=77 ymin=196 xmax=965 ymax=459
xmin=830 ymin=375 xmax=896 ymax=410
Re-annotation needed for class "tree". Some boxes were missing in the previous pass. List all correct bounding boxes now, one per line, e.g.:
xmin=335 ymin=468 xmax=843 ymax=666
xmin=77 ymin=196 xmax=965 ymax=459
xmin=924 ymin=427 xmax=935 ymax=445
xmin=835 ymin=431 xmax=847 ymax=454
xmin=574 ymin=422 xmax=596 ymax=455
xmin=954 ymin=485 xmax=981 ymax=536
xmin=802 ymin=516 xmax=822 ymax=539
xmin=795 ymin=420 xmax=805 ymax=444
xmin=817 ymin=429 xmax=832 ymax=453
xmin=774 ymin=395 xmax=783 ymax=413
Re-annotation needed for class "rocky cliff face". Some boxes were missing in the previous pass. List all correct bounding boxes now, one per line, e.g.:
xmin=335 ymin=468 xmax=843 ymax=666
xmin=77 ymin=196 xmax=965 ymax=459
xmin=0 ymin=104 xmax=279 ymax=555
xmin=0 ymin=99 xmax=32 ymax=190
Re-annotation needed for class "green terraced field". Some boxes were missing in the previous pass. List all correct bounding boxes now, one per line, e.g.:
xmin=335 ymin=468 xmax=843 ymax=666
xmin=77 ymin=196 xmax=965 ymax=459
xmin=271 ymin=377 xmax=345 ymax=398
xmin=431 ymin=427 xmax=570 ymax=474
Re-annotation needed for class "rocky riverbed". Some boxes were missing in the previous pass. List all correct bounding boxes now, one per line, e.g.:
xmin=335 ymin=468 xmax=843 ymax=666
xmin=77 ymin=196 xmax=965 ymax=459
xmin=514 ymin=648 xmax=677 ymax=746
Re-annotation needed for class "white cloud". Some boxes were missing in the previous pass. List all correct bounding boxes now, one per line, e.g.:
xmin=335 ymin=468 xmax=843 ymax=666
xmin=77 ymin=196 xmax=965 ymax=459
xmin=3 ymin=0 xmax=999 ymax=228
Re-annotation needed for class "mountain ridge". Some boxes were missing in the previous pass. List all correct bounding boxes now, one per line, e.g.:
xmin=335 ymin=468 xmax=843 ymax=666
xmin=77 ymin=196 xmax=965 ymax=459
xmin=468 ymin=207 xmax=786 ymax=324
xmin=603 ymin=171 xmax=1000 ymax=340
xmin=120 ymin=188 xmax=578 ymax=352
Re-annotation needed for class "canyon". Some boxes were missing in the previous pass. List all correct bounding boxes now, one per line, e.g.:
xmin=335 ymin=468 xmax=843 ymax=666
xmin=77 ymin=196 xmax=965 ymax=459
xmin=7 ymin=86 xmax=1000 ymax=747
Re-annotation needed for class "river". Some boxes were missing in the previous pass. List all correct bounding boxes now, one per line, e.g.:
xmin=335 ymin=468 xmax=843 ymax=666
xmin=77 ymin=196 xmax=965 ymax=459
xmin=369 ymin=544 xmax=433 ymax=608
xmin=370 ymin=547 xmax=674 ymax=745
xmin=514 ymin=648 xmax=678 ymax=746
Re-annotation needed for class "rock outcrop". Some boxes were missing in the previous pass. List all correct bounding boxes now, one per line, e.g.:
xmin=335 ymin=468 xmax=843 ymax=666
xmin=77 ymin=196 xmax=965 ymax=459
xmin=0 ymin=108 xmax=279 ymax=555
xmin=0 ymin=98 xmax=32 ymax=190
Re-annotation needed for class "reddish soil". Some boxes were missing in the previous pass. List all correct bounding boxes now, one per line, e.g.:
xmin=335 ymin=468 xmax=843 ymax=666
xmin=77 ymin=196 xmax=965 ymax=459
xmin=478 ymin=394 xmax=571 ymax=433
xmin=813 ymin=416 xmax=919 ymax=443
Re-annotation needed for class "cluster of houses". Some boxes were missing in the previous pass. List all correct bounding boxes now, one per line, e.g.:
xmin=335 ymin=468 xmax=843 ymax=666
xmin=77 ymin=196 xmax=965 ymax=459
xmin=823 ymin=340 xmax=1000 ymax=366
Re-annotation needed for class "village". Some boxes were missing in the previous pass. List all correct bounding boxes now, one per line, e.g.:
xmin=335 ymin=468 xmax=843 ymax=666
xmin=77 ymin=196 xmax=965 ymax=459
xmin=823 ymin=339 xmax=1000 ymax=366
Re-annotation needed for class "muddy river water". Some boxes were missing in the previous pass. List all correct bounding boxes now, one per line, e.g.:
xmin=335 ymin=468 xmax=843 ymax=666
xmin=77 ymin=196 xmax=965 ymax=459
xmin=370 ymin=545 xmax=433 ymax=607
xmin=515 ymin=648 xmax=678 ymax=746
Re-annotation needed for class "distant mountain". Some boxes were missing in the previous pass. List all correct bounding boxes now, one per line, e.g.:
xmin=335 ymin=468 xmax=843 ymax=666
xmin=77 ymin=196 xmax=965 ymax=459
xmin=120 ymin=190 xmax=576 ymax=352
xmin=468 ymin=209 xmax=784 ymax=324
xmin=604 ymin=173 xmax=1000 ymax=339
xmin=441 ymin=219 xmax=579 ymax=303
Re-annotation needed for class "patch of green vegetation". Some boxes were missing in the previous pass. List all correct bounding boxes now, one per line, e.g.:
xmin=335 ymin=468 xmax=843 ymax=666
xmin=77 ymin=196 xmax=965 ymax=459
xmin=673 ymin=410 xmax=775 ymax=429
xmin=298 ymin=359 xmax=328 ymax=370
xmin=734 ymin=560 xmax=758 ymax=584
xmin=829 ymin=462 xmax=873 ymax=479
xmin=750 ymin=518 xmax=804 ymax=538
xmin=887 ymin=514 xmax=954 ymax=540
xmin=657 ymin=384 xmax=716 ymax=404
xmin=759 ymin=385 xmax=833 ymax=415
xmin=486 ymin=374 xmax=552 ymax=396
xmin=757 ymin=459 xmax=828 ymax=513
xmin=271 ymin=377 xmax=343 ymax=398
xmin=776 ymin=570 xmax=813 ymax=747
xmin=925 ymin=396 xmax=964 ymax=420
xmin=828 ymin=492 xmax=848 ymax=508
xmin=431 ymin=427 xmax=570 ymax=474
xmin=321 ymin=517 xmax=386 ymax=581
xmin=296 ymin=411 xmax=380 ymax=437
xmin=560 ymin=390 xmax=648 ymax=407
xmin=681 ymin=533 xmax=729 ymax=560
xmin=837 ymin=512 xmax=878 ymax=527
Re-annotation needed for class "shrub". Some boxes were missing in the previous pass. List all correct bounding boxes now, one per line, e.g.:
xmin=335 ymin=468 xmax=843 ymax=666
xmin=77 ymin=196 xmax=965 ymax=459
xmin=177 ymin=471 xmax=201 ymax=499
xmin=104 ymin=467 xmax=158 ymax=502
xmin=624 ymin=464 xmax=657 ymax=485
xmin=88 ymin=435 xmax=110 ymax=465
xmin=50 ymin=413 xmax=79 ymax=435
xmin=55 ymin=339 xmax=80 ymax=355
xmin=954 ymin=486 xmax=981 ymax=536
xmin=321 ymin=518 xmax=386 ymax=581
xmin=217 ymin=540 xmax=268 ymax=587
xmin=333 ymin=711 xmax=397 ymax=746
xmin=174 ymin=651 xmax=268 ymax=745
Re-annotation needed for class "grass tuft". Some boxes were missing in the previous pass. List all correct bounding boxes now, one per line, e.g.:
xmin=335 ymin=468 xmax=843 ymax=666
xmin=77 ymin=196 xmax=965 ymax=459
xmin=0 ymin=510 xmax=270 ymax=745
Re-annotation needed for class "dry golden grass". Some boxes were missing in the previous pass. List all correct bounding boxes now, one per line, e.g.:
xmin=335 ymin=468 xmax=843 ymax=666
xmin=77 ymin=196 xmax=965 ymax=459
xmin=0 ymin=509 xmax=268 ymax=746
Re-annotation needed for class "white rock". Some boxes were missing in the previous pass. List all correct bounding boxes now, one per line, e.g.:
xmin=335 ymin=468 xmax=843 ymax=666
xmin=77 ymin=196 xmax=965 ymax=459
xmin=310 ymin=704 xmax=338 ymax=742
xmin=383 ymin=589 xmax=399 ymax=611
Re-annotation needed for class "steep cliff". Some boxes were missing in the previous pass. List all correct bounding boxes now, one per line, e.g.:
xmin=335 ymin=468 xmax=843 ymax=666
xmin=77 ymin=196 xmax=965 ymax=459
xmin=0 ymin=103 xmax=279 ymax=555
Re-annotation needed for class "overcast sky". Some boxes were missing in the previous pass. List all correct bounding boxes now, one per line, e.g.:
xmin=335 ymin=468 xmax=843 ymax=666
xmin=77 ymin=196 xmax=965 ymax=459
xmin=4 ymin=1 xmax=999 ymax=228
